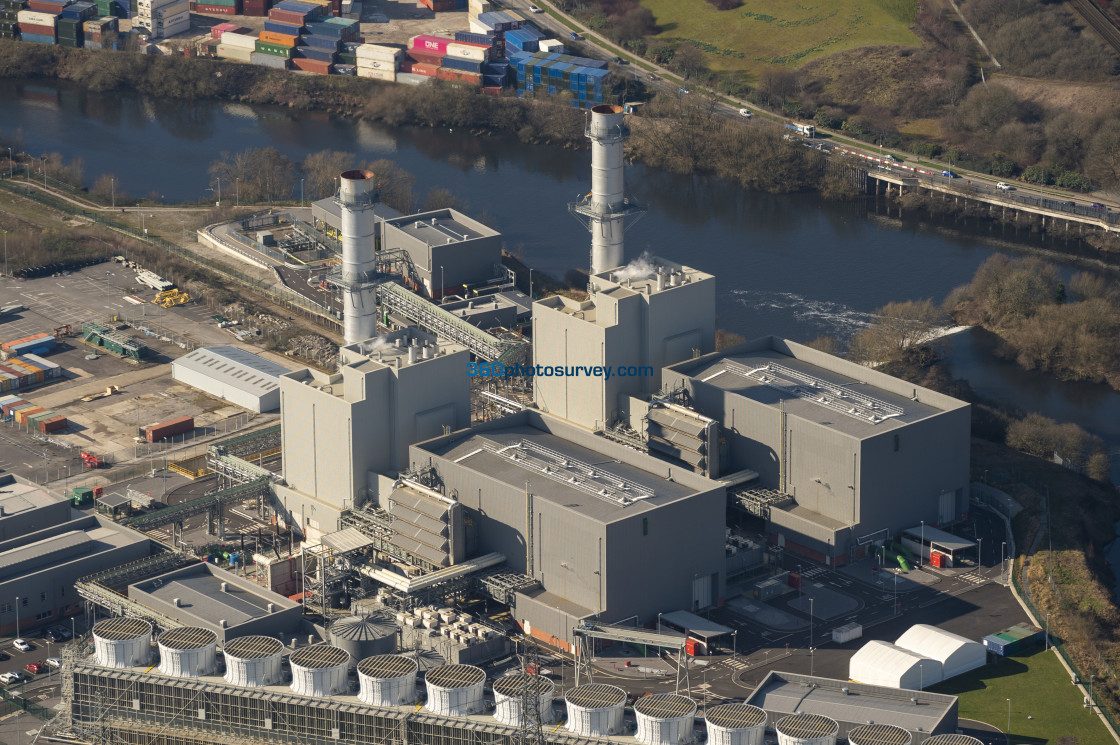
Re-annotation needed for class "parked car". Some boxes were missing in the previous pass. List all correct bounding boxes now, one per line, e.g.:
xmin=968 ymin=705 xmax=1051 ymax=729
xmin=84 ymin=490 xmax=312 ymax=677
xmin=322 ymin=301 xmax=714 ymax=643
xmin=996 ymin=182 xmax=1012 ymax=191
xmin=568 ymin=32 xmax=581 ymax=40
xmin=12 ymin=639 xmax=31 ymax=652
xmin=0 ymin=671 xmax=22 ymax=685
xmin=48 ymin=625 xmax=72 ymax=641
xmin=44 ymin=630 xmax=60 ymax=643
xmin=528 ymin=4 xmax=542 ymax=11
xmin=1091 ymin=202 xmax=1104 ymax=209
xmin=46 ymin=658 xmax=61 ymax=669
xmin=941 ymin=170 xmax=959 ymax=178
xmin=738 ymin=108 xmax=752 ymax=118
xmin=679 ymin=87 xmax=690 ymax=94
xmin=25 ymin=662 xmax=45 ymax=674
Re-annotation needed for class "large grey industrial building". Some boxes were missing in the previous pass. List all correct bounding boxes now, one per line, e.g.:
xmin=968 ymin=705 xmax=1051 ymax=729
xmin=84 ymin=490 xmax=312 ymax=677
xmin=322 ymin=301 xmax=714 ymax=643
xmin=0 ymin=481 xmax=150 ymax=636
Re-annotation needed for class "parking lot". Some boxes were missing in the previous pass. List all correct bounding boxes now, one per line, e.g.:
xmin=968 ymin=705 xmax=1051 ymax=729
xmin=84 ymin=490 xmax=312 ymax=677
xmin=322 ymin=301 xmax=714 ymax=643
xmin=0 ymin=620 xmax=81 ymax=689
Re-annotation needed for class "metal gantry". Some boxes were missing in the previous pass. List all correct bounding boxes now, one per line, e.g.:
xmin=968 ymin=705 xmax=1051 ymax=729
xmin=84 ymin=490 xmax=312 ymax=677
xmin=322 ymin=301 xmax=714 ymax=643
xmin=125 ymin=478 xmax=270 ymax=540
xmin=573 ymin=621 xmax=689 ymax=693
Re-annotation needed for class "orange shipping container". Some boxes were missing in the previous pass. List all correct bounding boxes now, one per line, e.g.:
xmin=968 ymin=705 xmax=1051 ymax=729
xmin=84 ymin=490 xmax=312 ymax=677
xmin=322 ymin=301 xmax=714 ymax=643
xmin=16 ymin=406 xmax=44 ymax=425
xmin=259 ymin=30 xmax=298 ymax=46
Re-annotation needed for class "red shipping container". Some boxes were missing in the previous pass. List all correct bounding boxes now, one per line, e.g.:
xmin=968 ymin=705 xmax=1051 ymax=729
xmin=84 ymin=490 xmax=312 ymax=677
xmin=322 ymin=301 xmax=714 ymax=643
xmin=195 ymin=5 xmax=238 ymax=14
xmin=481 ymin=86 xmax=501 ymax=96
xmin=242 ymin=2 xmax=270 ymax=15
xmin=291 ymin=57 xmax=331 ymax=73
xmin=406 ymin=49 xmax=443 ymax=66
xmin=787 ymin=571 xmax=801 ymax=589
xmin=40 ymin=416 xmax=67 ymax=434
xmin=16 ymin=407 xmax=44 ymax=426
xmin=2 ymin=400 xmax=28 ymax=417
xmin=268 ymin=8 xmax=307 ymax=23
xmin=410 ymin=34 xmax=452 ymax=55
xmin=145 ymin=415 xmax=194 ymax=443
xmin=18 ymin=23 xmax=56 ymax=35
xmin=410 ymin=62 xmax=439 ymax=77
xmin=26 ymin=1 xmax=62 ymax=12
xmin=436 ymin=67 xmax=482 ymax=85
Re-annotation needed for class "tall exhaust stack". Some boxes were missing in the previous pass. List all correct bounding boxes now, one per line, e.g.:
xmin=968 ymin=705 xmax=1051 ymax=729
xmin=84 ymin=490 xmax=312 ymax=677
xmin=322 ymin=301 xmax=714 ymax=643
xmin=338 ymin=169 xmax=379 ymax=345
xmin=569 ymin=104 xmax=646 ymax=275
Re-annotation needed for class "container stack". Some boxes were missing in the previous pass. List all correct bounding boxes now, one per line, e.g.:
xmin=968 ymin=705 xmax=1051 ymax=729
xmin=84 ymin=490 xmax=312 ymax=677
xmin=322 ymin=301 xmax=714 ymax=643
xmin=403 ymin=33 xmax=448 ymax=78
xmin=0 ymin=0 xmax=21 ymax=42
xmin=253 ymin=29 xmax=292 ymax=68
xmin=437 ymin=38 xmax=492 ymax=86
xmin=0 ymin=353 xmax=63 ymax=393
xmin=136 ymin=0 xmax=187 ymax=37
xmin=216 ymin=27 xmax=256 ymax=60
xmin=355 ymin=42 xmax=398 ymax=81
xmin=55 ymin=14 xmax=82 ymax=44
xmin=510 ymin=50 xmax=609 ymax=108
xmin=1 ymin=332 xmax=57 ymax=357
xmin=16 ymin=7 xmax=56 ymax=41
xmin=192 ymin=0 xmax=241 ymax=15
xmin=503 ymin=26 xmax=542 ymax=54
xmin=418 ymin=0 xmax=456 ymax=12
xmin=82 ymin=16 xmax=117 ymax=48
xmin=0 ymin=395 xmax=68 ymax=433
xmin=537 ymin=38 xmax=563 ymax=53
xmin=471 ymin=9 xmax=519 ymax=35
xmin=291 ymin=14 xmax=354 ymax=73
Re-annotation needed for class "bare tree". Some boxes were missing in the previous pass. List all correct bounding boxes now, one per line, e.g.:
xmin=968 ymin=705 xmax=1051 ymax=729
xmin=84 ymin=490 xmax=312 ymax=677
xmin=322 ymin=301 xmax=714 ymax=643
xmin=365 ymin=158 xmax=417 ymax=214
xmin=301 ymin=150 xmax=355 ymax=201
xmin=847 ymin=299 xmax=945 ymax=364
xmin=673 ymin=43 xmax=706 ymax=79
xmin=209 ymin=148 xmax=296 ymax=204
xmin=422 ymin=186 xmax=464 ymax=212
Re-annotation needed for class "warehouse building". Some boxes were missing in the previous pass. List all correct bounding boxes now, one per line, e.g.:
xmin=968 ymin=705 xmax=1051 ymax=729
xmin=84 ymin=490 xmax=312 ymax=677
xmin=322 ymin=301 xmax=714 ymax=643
xmin=171 ymin=346 xmax=293 ymax=413
xmin=662 ymin=336 xmax=971 ymax=564
xmin=276 ymin=327 xmax=471 ymax=541
xmin=382 ymin=209 xmax=504 ymax=299
xmin=410 ymin=409 xmax=727 ymax=651
xmin=0 ymin=481 xmax=150 ymax=635
xmin=745 ymin=671 xmax=959 ymax=742
xmin=128 ymin=562 xmax=304 ymax=643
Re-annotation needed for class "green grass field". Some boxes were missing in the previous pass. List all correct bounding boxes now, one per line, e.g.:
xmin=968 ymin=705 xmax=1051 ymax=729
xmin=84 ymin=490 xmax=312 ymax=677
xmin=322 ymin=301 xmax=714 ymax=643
xmin=928 ymin=648 xmax=1111 ymax=744
xmin=639 ymin=0 xmax=922 ymax=75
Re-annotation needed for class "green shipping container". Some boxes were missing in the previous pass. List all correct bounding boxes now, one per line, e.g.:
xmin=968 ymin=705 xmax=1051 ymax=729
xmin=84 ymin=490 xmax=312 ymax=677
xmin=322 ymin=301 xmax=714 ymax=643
xmin=337 ymin=52 xmax=356 ymax=65
xmin=254 ymin=40 xmax=291 ymax=57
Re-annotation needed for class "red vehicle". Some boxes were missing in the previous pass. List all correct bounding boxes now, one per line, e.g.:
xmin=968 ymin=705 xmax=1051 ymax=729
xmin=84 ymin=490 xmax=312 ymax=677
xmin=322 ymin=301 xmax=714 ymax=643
xmin=25 ymin=662 xmax=45 ymax=674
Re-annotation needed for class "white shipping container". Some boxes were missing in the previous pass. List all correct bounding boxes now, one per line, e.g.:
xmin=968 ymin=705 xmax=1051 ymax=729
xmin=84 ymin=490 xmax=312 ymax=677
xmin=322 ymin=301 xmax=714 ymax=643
xmin=831 ymin=623 xmax=863 ymax=644
xmin=154 ymin=11 xmax=188 ymax=29
xmin=538 ymin=39 xmax=564 ymax=52
xmin=153 ymin=17 xmax=189 ymax=37
xmin=356 ymin=58 xmax=395 ymax=70
xmin=468 ymin=18 xmax=491 ymax=35
xmin=17 ymin=10 xmax=57 ymax=26
xmin=153 ymin=1 xmax=189 ymax=17
xmin=468 ymin=0 xmax=491 ymax=14
xmin=219 ymin=31 xmax=259 ymax=48
xmin=445 ymin=42 xmax=488 ymax=62
xmin=357 ymin=67 xmax=395 ymax=81
xmin=355 ymin=43 xmax=399 ymax=60
xmin=217 ymin=43 xmax=254 ymax=60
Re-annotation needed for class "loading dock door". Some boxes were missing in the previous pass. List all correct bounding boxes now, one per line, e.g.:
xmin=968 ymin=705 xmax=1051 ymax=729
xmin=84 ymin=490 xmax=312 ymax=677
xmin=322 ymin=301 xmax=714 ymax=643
xmin=692 ymin=574 xmax=712 ymax=610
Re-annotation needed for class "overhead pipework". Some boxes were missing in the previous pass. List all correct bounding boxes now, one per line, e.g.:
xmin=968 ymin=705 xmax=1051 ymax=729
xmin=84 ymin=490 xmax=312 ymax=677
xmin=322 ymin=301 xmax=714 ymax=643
xmin=337 ymin=169 xmax=381 ymax=345
xmin=568 ymin=104 xmax=647 ymax=276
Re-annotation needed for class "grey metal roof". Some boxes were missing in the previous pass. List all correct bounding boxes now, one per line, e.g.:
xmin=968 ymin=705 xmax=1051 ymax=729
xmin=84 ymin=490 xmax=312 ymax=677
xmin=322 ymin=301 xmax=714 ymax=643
xmin=902 ymin=525 xmax=975 ymax=552
xmin=173 ymin=346 xmax=289 ymax=396
xmin=566 ymin=684 xmax=626 ymax=709
xmin=385 ymin=209 xmax=492 ymax=245
xmin=322 ymin=528 xmax=376 ymax=554
xmin=745 ymin=672 xmax=957 ymax=733
xmin=134 ymin=566 xmax=285 ymax=626
xmin=97 ymin=492 xmax=132 ymax=508
xmin=0 ymin=530 xmax=92 ymax=581
xmin=94 ymin=617 xmax=152 ymax=641
xmin=358 ymin=654 xmax=418 ymax=679
xmin=658 ymin=610 xmax=733 ymax=640
xmin=634 ymin=694 xmax=696 ymax=718
xmin=426 ymin=664 xmax=485 ymax=688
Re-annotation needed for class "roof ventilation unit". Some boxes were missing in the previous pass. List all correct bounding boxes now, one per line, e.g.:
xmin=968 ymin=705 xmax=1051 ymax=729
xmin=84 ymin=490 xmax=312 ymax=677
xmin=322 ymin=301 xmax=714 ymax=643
xmin=774 ymin=713 xmax=838 ymax=745
xmin=93 ymin=618 xmax=153 ymax=668
xmin=424 ymin=664 xmax=487 ymax=716
xmin=635 ymin=694 xmax=697 ymax=745
xmin=157 ymin=627 xmax=218 ymax=678
xmin=493 ymin=674 xmax=555 ymax=726
xmin=223 ymin=635 xmax=285 ymax=687
xmin=704 ymin=703 xmax=766 ymax=745
xmin=357 ymin=654 xmax=419 ymax=707
xmin=565 ymin=684 xmax=627 ymax=737
xmin=847 ymin=723 xmax=912 ymax=745
xmin=289 ymin=644 xmax=351 ymax=697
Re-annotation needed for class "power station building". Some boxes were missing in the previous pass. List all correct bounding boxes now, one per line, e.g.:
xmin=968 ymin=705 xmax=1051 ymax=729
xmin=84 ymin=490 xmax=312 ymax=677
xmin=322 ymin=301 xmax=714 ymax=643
xmin=662 ymin=336 xmax=971 ymax=564
xmin=381 ymin=209 xmax=503 ymax=299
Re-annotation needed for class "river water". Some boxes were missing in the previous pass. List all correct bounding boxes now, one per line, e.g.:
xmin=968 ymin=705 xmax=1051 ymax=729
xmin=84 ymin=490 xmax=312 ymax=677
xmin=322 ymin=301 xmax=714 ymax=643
xmin=3 ymin=78 xmax=1120 ymax=478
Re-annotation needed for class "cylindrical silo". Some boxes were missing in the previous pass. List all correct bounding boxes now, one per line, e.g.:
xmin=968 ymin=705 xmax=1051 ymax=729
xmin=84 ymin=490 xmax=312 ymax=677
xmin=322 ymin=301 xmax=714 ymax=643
xmin=157 ymin=627 xmax=218 ymax=677
xmin=289 ymin=644 xmax=351 ymax=697
xmin=93 ymin=617 xmax=153 ymax=668
xmin=424 ymin=664 xmax=487 ymax=716
xmin=634 ymin=694 xmax=697 ymax=745
xmin=774 ymin=713 xmax=838 ymax=745
xmin=493 ymin=674 xmax=555 ymax=726
xmin=704 ymin=704 xmax=766 ymax=745
xmin=847 ymin=723 xmax=913 ymax=745
xmin=337 ymin=169 xmax=378 ymax=345
xmin=922 ymin=736 xmax=984 ymax=745
xmin=330 ymin=614 xmax=397 ymax=660
xmin=357 ymin=654 xmax=418 ymax=707
xmin=223 ymin=635 xmax=285 ymax=687
xmin=565 ymin=684 xmax=627 ymax=737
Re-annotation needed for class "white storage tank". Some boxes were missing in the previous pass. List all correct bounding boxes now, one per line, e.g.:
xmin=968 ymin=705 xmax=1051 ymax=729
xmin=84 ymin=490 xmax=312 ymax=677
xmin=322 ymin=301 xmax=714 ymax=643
xmin=93 ymin=617 xmax=153 ymax=668
xmin=357 ymin=654 xmax=419 ymax=706
xmin=157 ymin=627 xmax=218 ymax=677
xmin=922 ymin=736 xmax=984 ymax=745
xmin=704 ymin=703 xmax=766 ymax=745
xmin=774 ymin=713 xmax=838 ymax=745
xmin=847 ymin=723 xmax=912 ymax=745
xmin=565 ymin=684 xmax=627 ymax=737
xmin=424 ymin=664 xmax=487 ymax=716
xmin=634 ymin=694 xmax=697 ymax=745
xmin=329 ymin=614 xmax=397 ymax=660
xmin=289 ymin=644 xmax=351 ymax=697
xmin=493 ymin=673 xmax=555 ymax=726
xmin=223 ymin=635 xmax=285 ymax=687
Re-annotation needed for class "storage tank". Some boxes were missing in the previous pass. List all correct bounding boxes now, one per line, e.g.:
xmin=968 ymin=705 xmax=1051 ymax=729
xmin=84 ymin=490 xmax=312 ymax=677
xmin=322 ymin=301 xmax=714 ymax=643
xmin=774 ymin=714 xmax=838 ymax=745
xmin=922 ymin=736 xmax=984 ymax=745
xmin=424 ymin=664 xmax=487 ymax=716
xmin=847 ymin=723 xmax=912 ymax=745
xmin=93 ymin=617 xmax=153 ymax=668
xmin=403 ymin=649 xmax=445 ymax=679
xmin=493 ymin=673 xmax=555 ymax=726
xmin=329 ymin=614 xmax=397 ymax=659
xmin=157 ymin=627 xmax=218 ymax=677
xmin=357 ymin=654 xmax=418 ymax=706
xmin=289 ymin=644 xmax=351 ymax=697
xmin=223 ymin=635 xmax=285 ymax=687
xmin=703 ymin=704 xmax=766 ymax=745
xmin=565 ymin=684 xmax=627 ymax=737
xmin=634 ymin=694 xmax=697 ymax=745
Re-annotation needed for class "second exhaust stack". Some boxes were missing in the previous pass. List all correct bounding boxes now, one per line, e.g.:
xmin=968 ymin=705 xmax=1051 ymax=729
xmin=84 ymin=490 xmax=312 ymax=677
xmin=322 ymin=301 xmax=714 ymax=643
xmin=337 ymin=169 xmax=379 ymax=345
xmin=569 ymin=105 xmax=646 ymax=276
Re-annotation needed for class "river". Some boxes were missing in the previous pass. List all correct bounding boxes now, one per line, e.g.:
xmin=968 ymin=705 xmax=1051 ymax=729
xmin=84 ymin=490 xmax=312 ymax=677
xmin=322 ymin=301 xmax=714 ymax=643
xmin=3 ymin=78 xmax=1120 ymax=479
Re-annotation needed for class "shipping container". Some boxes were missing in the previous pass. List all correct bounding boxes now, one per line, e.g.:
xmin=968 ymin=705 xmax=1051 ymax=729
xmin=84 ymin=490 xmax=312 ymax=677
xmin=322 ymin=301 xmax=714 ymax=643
xmin=241 ymin=0 xmax=268 ymax=14
xmin=16 ymin=10 xmax=54 ymax=24
xmin=218 ymin=28 xmax=256 ymax=46
xmin=356 ymin=66 xmax=394 ymax=81
xmin=445 ymin=40 xmax=489 ymax=61
xmin=216 ymin=42 xmax=253 ymax=58
xmin=354 ymin=42 xmax=397 ymax=60
xmin=395 ymin=71 xmax=431 ymax=85
xmin=19 ymin=22 xmax=54 ymax=34
xmin=441 ymin=55 xmax=482 ymax=73
xmin=405 ymin=48 xmax=442 ymax=65
xmin=266 ymin=7 xmax=307 ymax=23
xmin=145 ymin=415 xmax=194 ymax=442
xmin=333 ymin=63 xmax=354 ymax=74
xmin=410 ymin=61 xmax=439 ymax=77
xmin=1 ymin=400 xmax=28 ymax=418
xmin=40 ymin=416 xmax=68 ymax=433
xmin=15 ymin=406 xmax=45 ymax=425
xmin=436 ymin=66 xmax=481 ymax=84
xmin=195 ymin=3 xmax=236 ymax=12
xmin=355 ymin=56 xmax=393 ymax=70
xmin=300 ymin=33 xmax=338 ymax=50
xmin=410 ymin=33 xmax=452 ymax=55
xmin=263 ymin=18 xmax=299 ymax=33
xmin=481 ymin=85 xmax=502 ymax=96
xmin=290 ymin=56 xmax=331 ymax=73
xmin=454 ymin=30 xmax=492 ymax=45
xmin=250 ymin=50 xmax=289 ymax=67
xmin=258 ymin=29 xmax=296 ymax=45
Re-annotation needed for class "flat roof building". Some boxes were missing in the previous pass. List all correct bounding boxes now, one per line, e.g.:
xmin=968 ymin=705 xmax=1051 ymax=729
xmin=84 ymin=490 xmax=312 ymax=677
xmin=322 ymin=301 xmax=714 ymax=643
xmin=0 ymin=481 xmax=71 ymax=540
xmin=171 ymin=346 xmax=294 ymax=413
xmin=412 ymin=409 xmax=727 ymax=651
xmin=663 ymin=336 xmax=970 ymax=564
xmin=439 ymin=290 xmax=532 ymax=331
xmin=128 ymin=562 xmax=303 ymax=643
xmin=382 ymin=209 xmax=503 ymax=299
xmin=745 ymin=671 xmax=958 ymax=742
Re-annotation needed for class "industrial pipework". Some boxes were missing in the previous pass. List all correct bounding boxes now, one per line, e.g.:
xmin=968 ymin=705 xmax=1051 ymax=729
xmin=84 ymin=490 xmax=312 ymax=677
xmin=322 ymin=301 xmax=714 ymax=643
xmin=337 ymin=169 xmax=380 ymax=345
xmin=568 ymin=105 xmax=647 ymax=276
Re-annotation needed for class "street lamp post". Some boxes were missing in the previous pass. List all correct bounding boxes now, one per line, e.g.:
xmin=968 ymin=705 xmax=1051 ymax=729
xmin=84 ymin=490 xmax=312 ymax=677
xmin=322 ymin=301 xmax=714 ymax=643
xmin=6 ymin=147 xmax=12 ymax=178
xmin=1045 ymin=613 xmax=1050 ymax=651
xmin=978 ymin=537 xmax=983 ymax=569
xmin=40 ymin=155 xmax=47 ymax=187
xmin=798 ymin=564 xmax=802 ymax=601
xmin=46 ymin=640 xmax=51 ymax=679
xmin=1006 ymin=698 xmax=1011 ymax=738
xmin=300 ymin=178 xmax=305 ymax=207
xmin=236 ymin=177 xmax=240 ymax=207
xmin=920 ymin=520 xmax=925 ymax=568
xmin=529 ymin=268 xmax=533 ymax=299
xmin=1090 ymin=675 xmax=1095 ymax=710
xmin=110 ymin=176 xmax=115 ymax=209
xmin=14 ymin=596 xmax=20 ymax=639
xmin=1002 ymin=541 xmax=1007 ymax=582
xmin=3 ymin=229 xmax=7 ymax=277
xmin=217 ymin=177 xmax=221 ymax=204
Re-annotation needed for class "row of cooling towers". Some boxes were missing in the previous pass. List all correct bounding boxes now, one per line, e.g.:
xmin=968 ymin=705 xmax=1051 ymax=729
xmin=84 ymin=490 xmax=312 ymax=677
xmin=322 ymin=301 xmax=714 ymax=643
xmin=91 ymin=618 xmax=980 ymax=745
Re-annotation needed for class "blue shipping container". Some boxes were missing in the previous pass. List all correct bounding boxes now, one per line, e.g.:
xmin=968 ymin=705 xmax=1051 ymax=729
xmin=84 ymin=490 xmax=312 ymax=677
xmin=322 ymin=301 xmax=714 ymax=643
xmin=301 ymin=33 xmax=339 ymax=50
xmin=265 ymin=20 xmax=302 ymax=34
xmin=294 ymin=45 xmax=333 ymax=61
xmin=441 ymin=55 xmax=483 ymax=73
xmin=20 ymin=33 xmax=54 ymax=43
xmin=482 ymin=74 xmax=504 ymax=87
xmin=455 ymin=31 xmax=492 ymax=45
xmin=304 ymin=20 xmax=343 ymax=36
